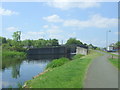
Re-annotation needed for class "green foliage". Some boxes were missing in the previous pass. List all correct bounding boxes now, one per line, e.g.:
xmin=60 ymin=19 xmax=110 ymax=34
xmin=109 ymin=57 xmax=120 ymax=70
xmin=2 ymin=50 xmax=26 ymax=59
xmin=2 ymin=43 xmax=26 ymax=52
xmin=0 ymin=35 xmax=60 ymax=52
xmin=0 ymin=36 xmax=7 ymax=45
xmin=22 ymin=39 xmax=33 ymax=47
xmin=46 ymin=57 xmax=69 ymax=69
xmin=115 ymin=41 xmax=120 ymax=48
xmin=66 ymin=38 xmax=83 ymax=46
xmin=21 ymin=38 xmax=59 ymax=48
xmin=72 ymin=54 xmax=84 ymax=59
xmin=12 ymin=31 xmax=21 ymax=42
xmin=17 ymin=82 xmax=23 ymax=88
xmin=49 ymin=39 xmax=59 ymax=46
xmin=88 ymin=44 xmax=98 ymax=50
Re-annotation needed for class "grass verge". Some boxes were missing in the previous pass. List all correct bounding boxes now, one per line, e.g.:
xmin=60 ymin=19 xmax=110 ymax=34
xmin=2 ymin=50 xmax=26 ymax=59
xmin=108 ymin=57 xmax=120 ymax=70
xmin=24 ymin=50 xmax=102 ymax=88
xmin=100 ymin=50 xmax=119 ymax=70
xmin=46 ymin=57 xmax=69 ymax=69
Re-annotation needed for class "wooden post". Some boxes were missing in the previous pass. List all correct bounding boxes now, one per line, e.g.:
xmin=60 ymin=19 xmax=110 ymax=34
xmin=111 ymin=55 xmax=113 ymax=59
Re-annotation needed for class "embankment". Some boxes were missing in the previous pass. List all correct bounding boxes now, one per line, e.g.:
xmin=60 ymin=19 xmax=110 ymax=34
xmin=24 ymin=50 xmax=102 ymax=88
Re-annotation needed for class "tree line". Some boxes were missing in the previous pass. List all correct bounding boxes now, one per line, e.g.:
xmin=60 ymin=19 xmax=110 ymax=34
xmin=0 ymin=31 xmax=100 ymax=52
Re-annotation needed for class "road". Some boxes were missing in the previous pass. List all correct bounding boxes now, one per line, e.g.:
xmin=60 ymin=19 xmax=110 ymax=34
xmin=84 ymin=51 xmax=118 ymax=88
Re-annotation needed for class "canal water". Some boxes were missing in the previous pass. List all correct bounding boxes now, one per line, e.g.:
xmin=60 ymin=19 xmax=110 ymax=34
xmin=1 ymin=59 xmax=50 ymax=88
xmin=1 ymin=54 xmax=72 ymax=88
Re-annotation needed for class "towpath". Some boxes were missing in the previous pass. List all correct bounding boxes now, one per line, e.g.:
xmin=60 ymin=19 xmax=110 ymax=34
xmin=84 ymin=51 xmax=118 ymax=88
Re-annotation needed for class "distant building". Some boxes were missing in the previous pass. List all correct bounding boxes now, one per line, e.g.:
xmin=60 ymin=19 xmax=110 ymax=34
xmin=107 ymin=43 xmax=115 ymax=51
xmin=107 ymin=46 xmax=114 ymax=51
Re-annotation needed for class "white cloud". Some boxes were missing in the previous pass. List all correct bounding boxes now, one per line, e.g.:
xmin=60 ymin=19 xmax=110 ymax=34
xmin=47 ymin=0 xmax=100 ymax=10
xmin=43 ymin=25 xmax=49 ymax=28
xmin=6 ymin=27 xmax=19 ymax=32
xmin=46 ymin=25 xmax=63 ymax=38
xmin=43 ymin=14 xmax=63 ymax=22
xmin=43 ymin=25 xmax=64 ymax=40
xmin=63 ymin=14 xmax=118 ymax=28
xmin=47 ymin=29 xmax=62 ymax=34
xmin=81 ymin=39 xmax=106 ymax=47
xmin=0 ymin=8 xmax=18 ymax=16
xmin=43 ymin=14 xmax=117 ymax=28
xmin=115 ymin=32 xmax=120 ymax=35
xmin=21 ymin=25 xmax=63 ymax=40
xmin=21 ymin=31 xmax=45 ymax=40
xmin=1 ymin=0 xmax=118 ymax=2
xmin=27 ymin=31 xmax=45 ymax=35
xmin=68 ymin=32 xmax=77 ymax=37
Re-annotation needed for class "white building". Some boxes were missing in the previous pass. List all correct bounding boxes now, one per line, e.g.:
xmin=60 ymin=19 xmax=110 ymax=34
xmin=107 ymin=43 xmax=115 ymax=51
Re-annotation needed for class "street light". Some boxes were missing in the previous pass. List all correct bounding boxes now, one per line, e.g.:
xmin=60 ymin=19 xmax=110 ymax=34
xmin=106 ymin=30 xmax=111 ymax=50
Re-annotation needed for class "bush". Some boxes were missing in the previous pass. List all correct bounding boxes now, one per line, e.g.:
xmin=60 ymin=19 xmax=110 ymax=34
xmin=46 ymin=57 xmax=69 ymax=69
xmin=72 ymin=54 xmax=84 ymax=59
xmin=2 ymin=50 xmax=26 ymax=59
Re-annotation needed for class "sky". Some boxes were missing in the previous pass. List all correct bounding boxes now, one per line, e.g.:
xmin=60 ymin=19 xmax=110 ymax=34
xmin=0 ymin=1 xmax=118 ymax=47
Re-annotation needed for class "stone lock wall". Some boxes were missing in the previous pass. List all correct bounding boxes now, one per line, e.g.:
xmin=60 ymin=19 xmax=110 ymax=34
xmin=76 ymin=47 xmax=88 ymax=55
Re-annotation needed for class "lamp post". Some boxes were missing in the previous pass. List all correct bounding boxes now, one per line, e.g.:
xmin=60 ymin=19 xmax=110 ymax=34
xmin=106 ymin=30 xmax=111 ymax=50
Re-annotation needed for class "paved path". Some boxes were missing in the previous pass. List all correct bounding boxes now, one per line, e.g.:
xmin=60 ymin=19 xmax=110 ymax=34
xmin=84 ymin=51 xmax=118 ymax=88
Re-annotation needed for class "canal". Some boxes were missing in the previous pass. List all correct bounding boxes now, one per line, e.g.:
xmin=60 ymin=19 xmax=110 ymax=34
xmin=1 ymin=54 xmax=72 ymax=88
xmin=1 ymin=59 xmax=50 ymax=88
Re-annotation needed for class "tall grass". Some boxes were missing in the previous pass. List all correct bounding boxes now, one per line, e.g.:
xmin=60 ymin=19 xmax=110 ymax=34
xmin=2 ymin=50 xmax=26 ymax=59
xmin=46 ymin=57 xmax=69 ymax=69
xmin=72 ymin=54 xmax=84 ymax=59
xmin=109 ymin=57 xmax=120 ymax=70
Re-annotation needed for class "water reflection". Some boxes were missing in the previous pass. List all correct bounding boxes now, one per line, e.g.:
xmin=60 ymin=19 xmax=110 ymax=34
xmin=12 ymin=64 xmax=20 ymax=79
xmin=2 ymin=58 xmax=23 ymax=71
xmin=1 ymin=54 xmax=74 ymax=88
xmin=27 ymin=54 xmax=72 ymax=60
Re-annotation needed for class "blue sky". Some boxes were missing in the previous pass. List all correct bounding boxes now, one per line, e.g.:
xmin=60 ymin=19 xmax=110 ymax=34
xmin=1 ymin=1 xmax=118 ymax=47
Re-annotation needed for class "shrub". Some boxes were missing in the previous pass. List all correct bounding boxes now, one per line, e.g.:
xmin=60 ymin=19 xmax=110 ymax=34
xmin=2 ymin=50 xmax=26 ymax=59
xmin=46 ymin=57 xmax=69 ymax=69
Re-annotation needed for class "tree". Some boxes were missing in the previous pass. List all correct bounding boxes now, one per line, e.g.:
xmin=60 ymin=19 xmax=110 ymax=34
xmin=22 ymin=39 xmax=33 ymax=48
xmin=34 ymin=39 xmax=47 ymax=48
xmin=66 ymin=38 xmax=83 ymax=46
xmin=115 ymin=41 xmax=120 ymax=47
xmin=12 ymin=31 xmax=21 ymax=42
xmin=88 ymin=44 xmax=98 ymax=49
xmin=46 ymin=39 xmax=59 ymax=46
xmin=51 ymin=39 xmax=59 ymax=46
xmin=0 ymin=36 xmax=7 ymax=45
xmin=83 ymin=43 xmax=88 ymax=47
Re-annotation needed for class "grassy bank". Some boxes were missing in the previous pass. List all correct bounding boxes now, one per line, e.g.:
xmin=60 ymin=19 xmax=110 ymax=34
xmin=24 ymin=50 xmax=102 ymax=88
xmin=99 ymin=50 xmax=118 ymax=56
xmin=2 ymin=50 xmax=26 ymax=59
xmin=109 ymin=58 xmax=119 ymax=70
xmin=46 ymin=57 xmax=69 ymax=69
xmin=1 ymin=50 xmax=26 ymax=69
